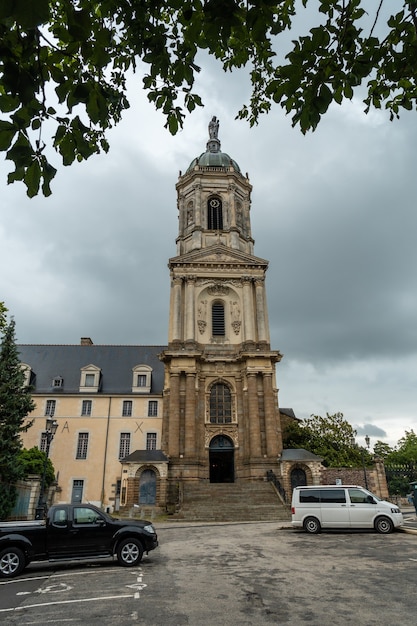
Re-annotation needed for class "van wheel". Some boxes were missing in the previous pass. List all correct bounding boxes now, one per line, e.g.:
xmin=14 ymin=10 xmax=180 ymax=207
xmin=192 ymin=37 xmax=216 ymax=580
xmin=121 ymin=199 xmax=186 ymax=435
xmin=303 ymin=517 xmax=321 ymax=534
xmin=0 ymin=547 xmax=26 ymax=578
xmin=375 ymin=516 xmax=394 ymax=534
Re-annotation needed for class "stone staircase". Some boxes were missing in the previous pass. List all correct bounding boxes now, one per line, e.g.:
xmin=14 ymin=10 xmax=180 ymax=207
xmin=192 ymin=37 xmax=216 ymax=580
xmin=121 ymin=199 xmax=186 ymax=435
xmin=172 ymin=481 xmax=291 ymax=522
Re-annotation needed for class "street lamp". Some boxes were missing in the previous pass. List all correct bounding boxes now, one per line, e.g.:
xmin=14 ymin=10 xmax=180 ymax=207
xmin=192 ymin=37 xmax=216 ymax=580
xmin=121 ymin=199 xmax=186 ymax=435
xmin=35 ymin=418 xmax=58 ymax=520
xmin=351 ymin=435 xmax=371 ymax=490
xmin=362 ymin=435 xmax=371 ymax=490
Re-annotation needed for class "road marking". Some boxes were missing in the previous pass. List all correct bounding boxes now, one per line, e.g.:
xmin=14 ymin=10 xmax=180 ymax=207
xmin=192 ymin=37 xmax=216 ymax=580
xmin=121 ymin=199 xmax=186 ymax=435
xmin=35 ymin=582 xmax=72 ymax=594
xmin=0 ymin=594 xmax=135 ymax=613
xmin=126 ymin=568 xmax=146 ymax=599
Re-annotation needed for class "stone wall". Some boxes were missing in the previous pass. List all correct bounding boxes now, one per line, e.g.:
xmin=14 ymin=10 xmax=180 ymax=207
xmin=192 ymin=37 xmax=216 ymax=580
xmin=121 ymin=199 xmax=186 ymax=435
xmin=321 ymin=459 xmax=389 ymax=499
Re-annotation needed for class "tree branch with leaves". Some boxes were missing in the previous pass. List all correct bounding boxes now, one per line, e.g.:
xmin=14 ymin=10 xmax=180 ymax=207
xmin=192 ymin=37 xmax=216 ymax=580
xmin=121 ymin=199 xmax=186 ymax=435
xmin=2 ymin=1 xmax=417 ymax=196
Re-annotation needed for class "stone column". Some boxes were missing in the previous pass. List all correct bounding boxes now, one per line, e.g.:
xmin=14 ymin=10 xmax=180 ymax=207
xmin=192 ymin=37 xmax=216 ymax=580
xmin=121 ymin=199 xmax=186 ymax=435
xmin=194 ymin=183 xmax=202 ymax=227
xmin=170 ymin=278 xmax=182 ymax=342
xmin=184 ymin=373 xmax=196 ymax=458
xmin=168 ymin=373 xmax=180 ymax=458
xmin=185 ymin=276 xmax=196 ymax=343
xmin=247 ymin=373 xmax=261 ymax=458
xmin=242 ymin=277 xmax=255 ymax=342
xmin=255 ymin=279 xmax=267 ymax=342
xmin=263 ymin=373 xmax=280 ymax=457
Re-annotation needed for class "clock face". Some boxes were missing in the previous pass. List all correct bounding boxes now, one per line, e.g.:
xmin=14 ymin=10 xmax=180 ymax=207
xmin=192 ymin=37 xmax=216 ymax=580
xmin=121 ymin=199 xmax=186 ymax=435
xmin=209 ymin=198 xmax=220 ymax=208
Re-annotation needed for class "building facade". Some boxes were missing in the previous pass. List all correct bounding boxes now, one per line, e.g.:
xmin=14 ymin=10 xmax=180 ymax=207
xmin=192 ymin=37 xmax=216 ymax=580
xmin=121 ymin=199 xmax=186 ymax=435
xmin=18 ymin=342 xmax=166 ymax=510
xmin=19 ymin=120 xmax=286 ymax=511
xmin=160 ymin=118 xmax=283 ymax=489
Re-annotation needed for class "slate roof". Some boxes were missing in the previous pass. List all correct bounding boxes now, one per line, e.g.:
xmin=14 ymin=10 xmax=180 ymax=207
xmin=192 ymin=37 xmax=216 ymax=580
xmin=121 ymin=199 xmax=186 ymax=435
xmin=122 ymin=450 xmax=169 ymax=463
xmin=18 ymin=344 xmax=167 ymax=395
xmin=279 ymin=408 xmax=300 ymax=420
xmin=281 ymin=448 xmax=323 ymax=461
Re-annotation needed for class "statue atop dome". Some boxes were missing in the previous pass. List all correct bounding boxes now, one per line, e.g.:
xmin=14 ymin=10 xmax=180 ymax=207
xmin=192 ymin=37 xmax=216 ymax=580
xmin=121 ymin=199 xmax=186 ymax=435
xmin=208 ymin=116 xmax=219 ymax=140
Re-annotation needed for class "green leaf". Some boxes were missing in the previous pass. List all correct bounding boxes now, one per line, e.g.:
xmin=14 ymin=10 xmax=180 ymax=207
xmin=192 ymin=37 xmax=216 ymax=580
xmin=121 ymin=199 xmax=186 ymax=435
xmin=0 ymin=120 xmax=16 ymax=151
xmin=6 ymin=132 xmax=33 ymax=167
xmin=41 ymin=162 xmax=57 ymax=197
xmin=24 ymin=160 xmax=42 ymax=198
xmin=13 ymin=0 xmax=50 ymax=28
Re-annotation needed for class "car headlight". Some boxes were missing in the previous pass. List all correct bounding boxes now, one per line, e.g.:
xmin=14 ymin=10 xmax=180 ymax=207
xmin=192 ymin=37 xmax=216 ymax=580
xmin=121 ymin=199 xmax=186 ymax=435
xmin=144 ymin=524 xmax=155 ymax=534
xmin=391 ymin=507 xmax=401 ymax=514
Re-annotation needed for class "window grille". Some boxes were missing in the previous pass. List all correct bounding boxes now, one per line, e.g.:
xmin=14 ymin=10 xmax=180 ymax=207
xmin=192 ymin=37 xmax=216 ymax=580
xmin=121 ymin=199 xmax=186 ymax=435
xmin=148 ymin=401 xmax=158 ymax=417
xmin=45 ymin=400 xmax=56 ymax=417
xmin=81 ymin=400 xmax=92 ymax=416
xmin=40 ymin=432 xmax=47 ymax=452
xmin=76 ymin=433 xmax=89 ymax=459
xmin=146 ymin=433 xmax=157 ymax=450
xmin=119 ymin=433 xmax=131 ymax=459
xmin=85 ymin=373 xmax=95 ymax=387
xmin=212 ymin=302 xmax=225 ymax=336
xmin=210 ymin=383 xmax=232 ymax=424
xmin=207 ymin=197 xmax=223 ymax=229
xmin=122 ymin=400 xmax=132 ymax=416
xmin=137 ymin=374 xmax=147 ymax=387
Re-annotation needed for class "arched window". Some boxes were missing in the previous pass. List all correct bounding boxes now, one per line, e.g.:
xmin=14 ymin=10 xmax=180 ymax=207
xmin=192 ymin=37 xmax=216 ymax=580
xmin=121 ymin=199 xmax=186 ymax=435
xmin=210 ymin=383 xmax=232 ymax=424
xmin=212 ymin=302 xmax=225 ymax=336
xmin=207 ymin=197 xmax=223 ymax=229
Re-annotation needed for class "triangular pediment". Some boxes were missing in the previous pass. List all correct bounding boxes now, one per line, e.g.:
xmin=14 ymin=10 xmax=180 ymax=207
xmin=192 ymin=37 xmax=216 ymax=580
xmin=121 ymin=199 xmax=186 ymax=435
xmin=169 ymin=244 xmax=268 ymax=268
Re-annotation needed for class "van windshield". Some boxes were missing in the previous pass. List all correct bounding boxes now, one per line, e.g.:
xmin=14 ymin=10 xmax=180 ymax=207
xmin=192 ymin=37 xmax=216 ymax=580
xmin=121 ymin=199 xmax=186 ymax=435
xmin=363 ymin=488 xmax=381 ymax=502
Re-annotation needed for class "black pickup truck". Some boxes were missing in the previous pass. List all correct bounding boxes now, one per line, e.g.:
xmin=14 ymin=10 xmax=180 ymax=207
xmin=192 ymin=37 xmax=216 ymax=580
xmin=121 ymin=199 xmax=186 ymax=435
xmin=0 ymin=503 xmax=158 ymax=578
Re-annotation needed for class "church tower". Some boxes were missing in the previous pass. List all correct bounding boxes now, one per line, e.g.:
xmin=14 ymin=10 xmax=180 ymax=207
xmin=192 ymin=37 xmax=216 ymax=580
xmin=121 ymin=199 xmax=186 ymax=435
xmin=160 ymin=118 xmax=283 ymax=486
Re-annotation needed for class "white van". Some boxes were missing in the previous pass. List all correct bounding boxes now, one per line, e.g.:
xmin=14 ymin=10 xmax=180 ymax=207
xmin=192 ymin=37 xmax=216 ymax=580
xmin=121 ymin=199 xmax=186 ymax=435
xmin=291 ymin=485 xmax=403 ymax=534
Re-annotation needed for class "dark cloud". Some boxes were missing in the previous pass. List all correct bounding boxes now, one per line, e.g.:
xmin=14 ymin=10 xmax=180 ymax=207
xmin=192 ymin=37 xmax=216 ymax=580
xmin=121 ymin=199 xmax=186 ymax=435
xmin=1 ymin=64 xmax=416 ymax=448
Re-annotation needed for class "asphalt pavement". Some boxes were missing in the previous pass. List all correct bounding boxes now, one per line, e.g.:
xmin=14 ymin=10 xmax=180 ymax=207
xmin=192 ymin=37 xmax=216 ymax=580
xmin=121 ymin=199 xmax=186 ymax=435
xmin=400 ymin=506 xmax=417 ymax=533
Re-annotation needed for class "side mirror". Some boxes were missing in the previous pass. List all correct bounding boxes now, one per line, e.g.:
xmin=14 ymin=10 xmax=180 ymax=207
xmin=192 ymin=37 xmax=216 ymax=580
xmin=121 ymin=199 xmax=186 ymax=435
xmin=366 ymin=495 xmax=376 ymax=504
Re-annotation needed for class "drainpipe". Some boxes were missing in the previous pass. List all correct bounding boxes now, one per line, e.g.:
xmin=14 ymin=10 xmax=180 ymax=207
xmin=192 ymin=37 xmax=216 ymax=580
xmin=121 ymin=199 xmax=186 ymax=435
xmin=101 ymin=396 xmax=112 ymax=508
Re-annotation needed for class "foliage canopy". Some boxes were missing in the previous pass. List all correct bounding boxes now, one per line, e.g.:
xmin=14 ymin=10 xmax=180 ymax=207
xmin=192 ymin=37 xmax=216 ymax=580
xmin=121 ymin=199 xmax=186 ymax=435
xmin=19 ymin=447 xmax=56 ymax=487
xmin=1 ymin=1 xmax=417 ymax=196
xmin=283 ymin=411 xmax=373 ymax=468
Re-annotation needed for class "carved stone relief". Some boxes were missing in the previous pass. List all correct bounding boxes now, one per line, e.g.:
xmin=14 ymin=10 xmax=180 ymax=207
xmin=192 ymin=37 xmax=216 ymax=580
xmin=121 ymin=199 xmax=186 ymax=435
xmin=205 ymin=425 xmax=239 ymax=448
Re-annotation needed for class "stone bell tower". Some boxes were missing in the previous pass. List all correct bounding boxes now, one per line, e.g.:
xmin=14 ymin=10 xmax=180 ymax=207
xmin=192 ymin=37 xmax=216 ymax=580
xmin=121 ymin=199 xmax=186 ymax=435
xmin=160 ymin=118 xmax=283 ymax=486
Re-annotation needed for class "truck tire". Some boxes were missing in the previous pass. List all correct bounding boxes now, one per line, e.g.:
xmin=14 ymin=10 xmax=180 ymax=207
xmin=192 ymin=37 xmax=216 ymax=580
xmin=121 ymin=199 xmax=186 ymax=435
xmin=374 ymin=516 xmax=394 ymax=534
xmin=117 ymin=538 xmax=143 ymax=567
xmin=0 ymin=547 xmax=26 ymax=578
xmin=303 ymin=516 xmax=321 ymax=534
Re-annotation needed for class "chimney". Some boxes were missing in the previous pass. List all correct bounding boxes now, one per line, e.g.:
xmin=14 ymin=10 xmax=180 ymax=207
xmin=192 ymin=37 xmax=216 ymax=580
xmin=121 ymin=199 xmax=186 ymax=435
xmin=81 ymin=338 xmax=93 ymax=346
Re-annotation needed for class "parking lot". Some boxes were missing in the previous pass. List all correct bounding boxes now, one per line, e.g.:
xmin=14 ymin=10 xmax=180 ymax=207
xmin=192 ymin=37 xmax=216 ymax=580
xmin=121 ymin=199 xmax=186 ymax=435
xmin=1 ymin=520 xmax=417 ymax=625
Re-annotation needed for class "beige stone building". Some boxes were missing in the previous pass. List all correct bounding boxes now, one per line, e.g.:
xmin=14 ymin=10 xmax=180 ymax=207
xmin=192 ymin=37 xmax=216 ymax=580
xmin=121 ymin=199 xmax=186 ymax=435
xmin=19 ymin=342 xmax=166 ymax=511
xmin=19 ymin=120 xmax=290 ymax=511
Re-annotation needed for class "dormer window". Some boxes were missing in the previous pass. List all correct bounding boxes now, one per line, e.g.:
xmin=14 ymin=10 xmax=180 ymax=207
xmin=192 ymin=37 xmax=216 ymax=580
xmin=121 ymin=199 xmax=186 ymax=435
xmin=132 ymin=365 xmax=152 ymax=393
xmin=79 ymin=365 xmax=101 ymax=393
xmin=52 ymin=377 xmax=63 ymax=389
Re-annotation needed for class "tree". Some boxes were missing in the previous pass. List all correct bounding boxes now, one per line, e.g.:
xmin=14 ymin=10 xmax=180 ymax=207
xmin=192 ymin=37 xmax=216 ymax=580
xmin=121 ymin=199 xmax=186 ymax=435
xmin=18 ymin=447 xmax=55 ymax=487
xmin=0 ymin=318 xmax=35 ymax=519
xmin=384 ymin=429 xmax=417 ymax=465
xmin=0 ymin=303 xmax=7 ymax=330
xmin=1 ymin=1 xmax=417 ymax=196
xmin=283 ymin=411 xmax=372 ymax=468
xmin=373 ymin=440 xmax=393 ymax=459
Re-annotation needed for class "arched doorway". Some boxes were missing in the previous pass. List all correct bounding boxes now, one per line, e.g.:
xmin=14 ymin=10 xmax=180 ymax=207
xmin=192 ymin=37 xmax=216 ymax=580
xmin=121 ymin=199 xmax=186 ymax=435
xmin=291 ymin=467 xmax=307 ymax=489
xmin=209 ymin=435 xmax=234 ymax=483
xmin=139 ymin=469 xmax=156 ymax=504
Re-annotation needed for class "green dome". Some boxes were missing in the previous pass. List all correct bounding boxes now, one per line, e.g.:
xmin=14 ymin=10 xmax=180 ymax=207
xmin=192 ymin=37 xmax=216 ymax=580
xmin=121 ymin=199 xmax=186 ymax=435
xmin=187 ymin=150 xmax=241 ymax=173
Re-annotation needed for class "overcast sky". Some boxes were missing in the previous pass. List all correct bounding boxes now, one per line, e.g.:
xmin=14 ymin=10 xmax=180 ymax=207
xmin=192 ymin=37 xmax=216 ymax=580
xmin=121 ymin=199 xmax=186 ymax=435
xmin=1 ymin=45 xmax=417 ymax=450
